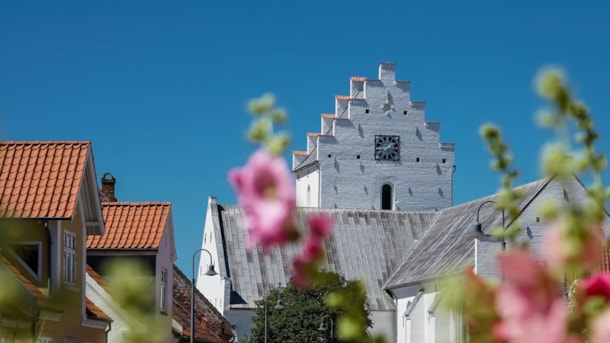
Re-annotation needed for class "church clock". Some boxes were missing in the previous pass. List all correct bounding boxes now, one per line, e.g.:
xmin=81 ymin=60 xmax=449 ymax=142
xmin=375 ymin=135 xmax=400 ymax=161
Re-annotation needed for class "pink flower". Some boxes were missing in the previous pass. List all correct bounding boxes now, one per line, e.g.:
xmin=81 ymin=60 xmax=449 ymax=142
xmin=493 ymin=250 xmax=571 ymax=343
xmin=292 ymin=255 xmax=313 ymax=289
xmin=302 ymin=237 xmax=323 ymax=262
xmin=228 ymin=149 xmax=297 ymax=249
xmin=591 ymin=309 xmax=610 ymax=343
xmin=543 ymin=220 xmax=604 ymax=272
xmin=581 ymin=272 xmax=610 ymax=301
xmin=308 ymin=213 xmax=333 ymax=238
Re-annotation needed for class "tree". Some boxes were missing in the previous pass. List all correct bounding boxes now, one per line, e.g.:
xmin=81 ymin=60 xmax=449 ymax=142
xmin=245 ymin=271 xmax=371 ymax=343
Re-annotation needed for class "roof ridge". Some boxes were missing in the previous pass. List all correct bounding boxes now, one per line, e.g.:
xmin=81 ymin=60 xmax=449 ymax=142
xmin=101 ymin=201 xmax=172 ymax=206
xmin=0 ymin=140 xmax=91 ymax=145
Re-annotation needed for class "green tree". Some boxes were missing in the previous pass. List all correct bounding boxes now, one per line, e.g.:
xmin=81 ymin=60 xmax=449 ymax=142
xmin=246 ymin=271 xmax=371 ymax=343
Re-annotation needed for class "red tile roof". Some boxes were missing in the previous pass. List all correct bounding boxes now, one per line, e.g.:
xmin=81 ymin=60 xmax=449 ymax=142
xmin=307 ymin=133 xmax=321 ymax=137
xmin=335 ymin=95 xmax=350 ymax=101
xmin=321 ymin=114 xmax=337 ymax=119
xmin=0 ymin=141 xmax=91 ymax=218
xmin=87 ymin=202 xmax=171 ymax=249
xmin=351 ymin=76 xmax=366 ymax=82
xmin=293 ymin=151 xmax=308 ymax=156
xmin=86 ymin=296 xmax=112 ymax=322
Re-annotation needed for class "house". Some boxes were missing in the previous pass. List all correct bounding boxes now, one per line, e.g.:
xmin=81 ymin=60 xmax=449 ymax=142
xmin=172 ymin=265 xmax=234 ymax=342
xmin=196 ymin=63 xmax=610 ymax=342
xmin=86 ymin=189 xmax=178 ymax=343
xmin=0 ymin=141 xmax=111 ymax=342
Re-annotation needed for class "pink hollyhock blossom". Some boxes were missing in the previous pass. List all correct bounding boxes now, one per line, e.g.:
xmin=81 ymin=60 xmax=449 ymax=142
xmin=493 ymin=250 xmax=571 ymax=343
xmin=309 ymin=213 xmax=333 ymax=238
xmin=302 ymin=237 xmax=323 ymax=262
xmin=591 ymin=309 xmax=610 ymax=343
xmin=228 ymin=149 xmax=296 ymax=249
xmin=543 ymin=220 xmax=604 ymax=271
xmin=581 ymin=272 xmax=610 ymax=301
xmin=292 ymin=255 xmax=313 ymax=289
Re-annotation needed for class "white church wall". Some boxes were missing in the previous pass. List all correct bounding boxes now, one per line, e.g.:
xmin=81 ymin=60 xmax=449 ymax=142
xmin=308 ymin=63 xmax=454 ymax=211
xmin=198 ymin=197 xmax=228 ymax=314
xmin=224 ymin=309 xmax=256 ymax=342
xmin=369 ymin=310 xmax=396 ymax=342
xmin=476 ymin=177 xmax=610 ymax=281
xmin=295 ymin=167 xmax=320 ymax=207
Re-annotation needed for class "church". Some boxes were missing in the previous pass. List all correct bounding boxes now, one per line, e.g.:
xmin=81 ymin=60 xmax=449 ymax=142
xmin=195 ymin=63 xmax=608 ymax=342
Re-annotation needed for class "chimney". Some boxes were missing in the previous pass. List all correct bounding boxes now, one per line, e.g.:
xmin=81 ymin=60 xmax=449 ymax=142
xmin=100 ymin=173 xmax=117 ymax=202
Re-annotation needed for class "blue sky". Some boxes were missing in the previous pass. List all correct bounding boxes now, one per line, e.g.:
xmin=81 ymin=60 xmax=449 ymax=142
xmin=1 ymin=1 xmax=609 ymax=275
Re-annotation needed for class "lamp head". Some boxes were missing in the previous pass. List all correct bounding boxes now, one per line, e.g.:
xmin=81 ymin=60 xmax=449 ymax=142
xmin=318 ymin=323 xmax=327 ymax=332
xmin=472 ymin=222 xmax=484 ymax=237
xmin=205 ymin=264 xmax=218 ymax=276
xmin=274 ymin=299 xmax=284 ymax=310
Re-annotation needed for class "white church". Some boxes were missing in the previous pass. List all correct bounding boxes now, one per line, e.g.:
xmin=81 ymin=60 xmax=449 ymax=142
xmin=196 ymin=63 xmax=608 ymax=342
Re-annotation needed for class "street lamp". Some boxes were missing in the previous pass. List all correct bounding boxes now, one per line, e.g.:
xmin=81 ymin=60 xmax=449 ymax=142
xmin=264 ymin=284 xmax=284 ymax=343
xmin=472 ymin=200 xmax=506 ymax=249
xmin=191 ymin=248 xmax=217 ymax=343
xmin=318 ymin=314 xmax=334 ymax=340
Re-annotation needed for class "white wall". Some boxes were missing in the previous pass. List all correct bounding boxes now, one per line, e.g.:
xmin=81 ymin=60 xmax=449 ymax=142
xmin=296 ymin=63 xmax=455 ymax=211
xmin=198 ymin=197 xmax=228 ymax=314
xmin=295 ymin=168 xmax=320 ymax=208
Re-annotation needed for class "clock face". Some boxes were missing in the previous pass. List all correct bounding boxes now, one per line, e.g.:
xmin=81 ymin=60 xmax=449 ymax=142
xmin=375 ymin=135 xmax=400 ymax=161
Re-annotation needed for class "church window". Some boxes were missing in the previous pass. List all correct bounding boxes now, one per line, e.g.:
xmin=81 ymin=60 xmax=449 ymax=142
xmin=416 ymin=157 xmax=420 ymax=162
xmin=442 ymin=158 xmax=446 ymax=164
xmin=356 ymin=155 xmax=360 ymax=159
xmin=307 ymin=185 xmax=311 ymax=207
xmin=365 ymin=109 xmax=370 ymax=114
xmin=403 ymin=110 xmax=408 ymax=115
xmin=328 ymin=154 xmax=332 ymax=158
xmin=381 ymin=184 xmax=393 ymax=210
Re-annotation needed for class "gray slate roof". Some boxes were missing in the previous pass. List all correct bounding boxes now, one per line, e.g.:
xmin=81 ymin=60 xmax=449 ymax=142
xmin=383 ymin=178 xmax=550 ymax=289
xmin=209 ymin=201 xmax=437 ymax=311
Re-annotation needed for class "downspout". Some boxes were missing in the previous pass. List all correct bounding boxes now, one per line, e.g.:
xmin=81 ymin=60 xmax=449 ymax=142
xmin=44 ymin=220 xmax=52 ymax=296
xmin=105 ymin=321 xmax=112 ymax=343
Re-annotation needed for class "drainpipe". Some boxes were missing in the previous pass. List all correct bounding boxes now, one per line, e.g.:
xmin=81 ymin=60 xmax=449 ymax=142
xmin=105 ymin=322 xmax=112 ymax=343
xmin=44 ymin=220 xmax=52 ymax=296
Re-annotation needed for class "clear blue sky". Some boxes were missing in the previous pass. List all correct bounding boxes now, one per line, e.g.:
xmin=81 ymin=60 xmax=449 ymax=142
xmin=1 ymin=1 xmax=609 ymax=275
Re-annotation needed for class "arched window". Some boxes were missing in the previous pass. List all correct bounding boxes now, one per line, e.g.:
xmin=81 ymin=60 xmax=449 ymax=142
xmin=381 ymin=184 xmax=393 ymax=210
xmin=307 ymin=185 xmax=311 ymax=207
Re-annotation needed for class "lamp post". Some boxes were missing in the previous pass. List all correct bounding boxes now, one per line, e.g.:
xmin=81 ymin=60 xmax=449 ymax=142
xmin=472 ymin=200 xmax=506 ymax=250
xmin=264 ymin=284 xmax=284 ymax=343
xmin=318 ymin=314 xmax=334 ymax=341
xmin=191 ymin=248 xmax=217 ymax=343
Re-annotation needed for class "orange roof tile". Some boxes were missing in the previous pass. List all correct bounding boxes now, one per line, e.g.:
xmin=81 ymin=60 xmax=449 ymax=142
xmin=307 ymin=133 xmax=321 ymax=137
xmin=86 ymin=297 xmax=112 ymax=321
xmin=335 ymin=95 xmax=350 ymax=101
xmin=87 ymin=202 xmax=171 ymax=249
xmin=293 ymin=151 xmax=308 ymax=156
xmin=86 ymin=264 xmax=110 ymax=292
xmin=351 ymin=76 xmax=366 ymax=82
xmin=321 ymin=114 xmax=337 ymax=119
xmin=0 ymin=141 xmax=91 ymax=218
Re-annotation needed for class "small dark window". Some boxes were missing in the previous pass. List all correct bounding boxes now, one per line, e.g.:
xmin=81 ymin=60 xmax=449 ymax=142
xmin=403 ymin=110 xmax=408 ymax=115
xmin=12 ymin=244 xmax=40 ymax=277
xmin=416 ymin=157 xmax=420 ymax=162
xmin=442 ymin=158 xmax=446 ymax=163
xmin=328 ymin=154 xmax=332 ymax=158
xmin=356 ymin=155 xmax=360 ymax=159
xmin=381 ymin=184 xmax=392 ymax=210
xmin=365 ymin=109 xmax=370 ymax=114
xmin=536 ymin=217 xmax=540 ymax=223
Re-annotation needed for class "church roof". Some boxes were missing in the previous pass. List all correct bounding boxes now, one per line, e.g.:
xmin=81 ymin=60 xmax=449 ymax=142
xmin=383 ymin=178 xmax=551 ymax=289
xmin=208 ymin=199 xmax=437 ymax=311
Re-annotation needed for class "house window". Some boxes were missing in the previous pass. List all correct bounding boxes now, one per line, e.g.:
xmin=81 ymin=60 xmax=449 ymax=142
xmin=381 ymin=184 xmax=393 ymax=210
xmin=63 ymin=231 xmax=77 ymax=284
xmin=160 ymin=268 xmax=168 ymax=312
xmin=11 ymin=242 xmax=42 ymax=280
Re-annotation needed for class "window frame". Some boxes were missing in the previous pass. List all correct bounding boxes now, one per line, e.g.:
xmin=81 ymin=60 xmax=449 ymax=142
xmin=10 ymin=241 xmax=42 ymax=281
xmin=63 ymin=231 xmax=77 ymax=285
